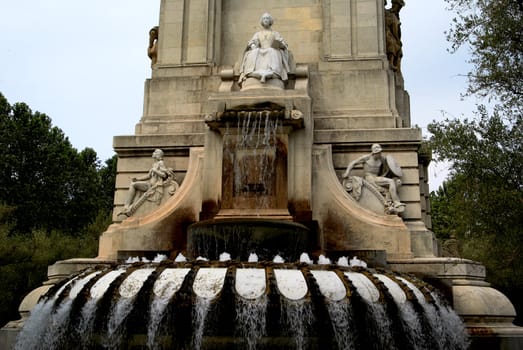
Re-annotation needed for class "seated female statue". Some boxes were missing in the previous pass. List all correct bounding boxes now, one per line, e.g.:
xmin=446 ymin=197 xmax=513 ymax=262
xmin=239 ymin=13 xmax=291 ymax=88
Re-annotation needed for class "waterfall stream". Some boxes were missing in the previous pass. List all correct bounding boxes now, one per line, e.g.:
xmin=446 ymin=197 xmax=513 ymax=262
xmin=15 ymin=261 xmax=469 ymax=350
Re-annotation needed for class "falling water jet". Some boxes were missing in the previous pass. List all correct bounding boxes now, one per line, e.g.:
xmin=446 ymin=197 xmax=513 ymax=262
xmin=192 ymin=296 xmax=212 ymax=349
xmin=235 ymin=296 xmax=268 ymax=350
xmin=14 ymin=274 xmax=83 ymax=350
xmin=274 ymin=268 xmax=312 ymax=349
xmin=105 ymin=268 xmax=155 ymax=348
xmin=13 ymin=261 xmax=473 ymax=349
xmin=281 ymin=299 xmax=314 ymax=350
xmin=396 ymin=276 xmax=446 ymax=350
xmin=190 ymin=267 xmax=228 ymax=348
xmin=42 ymin=271 xmax=107 ymax=350
xmin=147 ymin=268 xmax=191 ymax=349
xmin=326 ymin=300 xmax=356 ymax=350
xmin=311 ymin=269 xmax=356 ymax=349
xmin=374 ymin=273 xmax=426 ymax=350
xmin=430 ymin=290 xmax=471 ymax=349
xmin=300 ymin=252 xmax=314 ymax=264
xmin=344 ymin=271 xmax=399 ymax=349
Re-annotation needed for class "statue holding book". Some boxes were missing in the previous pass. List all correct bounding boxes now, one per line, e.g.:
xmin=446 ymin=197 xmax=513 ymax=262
xmin=239 ymin=13 xmax=292 ymax=88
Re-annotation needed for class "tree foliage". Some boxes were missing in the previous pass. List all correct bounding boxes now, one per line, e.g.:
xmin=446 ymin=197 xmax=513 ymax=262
xmin=429 ymin=109 xmax=523 ymax=241
xmin=0 ymin=93 xmax=116 ymax=327
xmin=430 ymin=0 xmax=523 ymax=324
xmin=0 ymin=93 xmax=116 ymax=234
xmin=429 ymin=110 xmax=523 ymax=324
xmin=445 ymin=0 xmax=523 ymax=111
xmin=0 ymin=204 xmax=104 ymax=327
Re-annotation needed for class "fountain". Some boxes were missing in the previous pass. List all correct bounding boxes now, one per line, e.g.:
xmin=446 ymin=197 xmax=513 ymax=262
xmin=13 ymin=260 xmax=470 ymax=350
xmin=2 ymin=1 xmax=523 ymax=349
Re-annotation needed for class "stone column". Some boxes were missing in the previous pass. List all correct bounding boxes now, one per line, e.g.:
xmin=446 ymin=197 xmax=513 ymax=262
xmin=323 ymin=0 xmax=385 ymax=60
xmin=157 ymin=0 xmax=221 ymax=66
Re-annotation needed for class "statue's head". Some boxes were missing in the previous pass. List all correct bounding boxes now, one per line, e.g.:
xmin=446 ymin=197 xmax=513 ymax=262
xmin=371 ymin=144 xmax=383 ymax=154
xmin=260 ymin=13 xmax=274 ymax=28
xmin=149 ymin=26 xmax=159 ymax=39
xmin=152 ymin=149 xmax=164 ymax=159
xmin=391 ymin=0 xmax=405 ymax=8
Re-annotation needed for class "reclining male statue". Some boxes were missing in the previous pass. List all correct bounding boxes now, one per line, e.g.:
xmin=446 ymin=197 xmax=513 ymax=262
xmin=119 ymin=149 xmax=179 ymax=217
xmin=342 ymin=144 xmax=406 ymax=215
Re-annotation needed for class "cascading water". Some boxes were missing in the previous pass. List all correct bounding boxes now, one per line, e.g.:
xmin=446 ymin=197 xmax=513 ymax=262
xmin=192 ymin=297 xmax=212 ymax=349
xmin=189 ymin=107 xmax=309 ymax=262
xmin=147 ymin=267 xmax=190 ymax=349
xmin=235 ymin=267 xmax=267 ymax=349
xmin=15 ymin=258 xmax=470 ymax=350
xmin=221 ymin=109 xmax=282 ymax=212
xmin=187 ymin=218 xmax=311 ymax=262
xmin=13 ymin=103 xmax=470 ymax=350
xmin=203 ymin=103 xmax=307 ymax=224
xmin=236 ymin=296 xmax=267 ymax=350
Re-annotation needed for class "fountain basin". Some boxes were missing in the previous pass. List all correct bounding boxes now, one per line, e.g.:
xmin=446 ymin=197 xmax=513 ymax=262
xmin=13 ymin=261 xmax=470 ymax=350
xmin=187 ymin=218 xmax=310 ymax=261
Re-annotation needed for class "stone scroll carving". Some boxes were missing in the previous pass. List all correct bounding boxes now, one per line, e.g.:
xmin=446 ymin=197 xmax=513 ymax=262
xmin=118 ymin=149 xmax=179 ymax=217
xmin=342 ymin=144 xmax=406 ymax=215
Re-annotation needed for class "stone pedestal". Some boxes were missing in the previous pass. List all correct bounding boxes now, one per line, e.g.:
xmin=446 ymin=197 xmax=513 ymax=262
xmin=4 ymin=2 xmax=523 ymax=349
xmin=389 ymin=257 xmax=523 ymax=348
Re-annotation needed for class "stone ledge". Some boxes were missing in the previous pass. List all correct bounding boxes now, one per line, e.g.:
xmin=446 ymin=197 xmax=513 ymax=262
xmin=387 ymin=257 xmax=486 ymax=280
xmin=314 ymin=128 xmax=422 ymax=144
xmin=113 ymin=134 xmax=205 ymax=152
xmin=48 ymin=258 xmax=114 ymax=281
xmin=453 ymin=284 xmax=516 ymax=319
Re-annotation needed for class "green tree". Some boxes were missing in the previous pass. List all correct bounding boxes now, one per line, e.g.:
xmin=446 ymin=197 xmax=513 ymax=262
xmin=0 ymin=93 xmax=115 ymax=234
xmin=98 ymin=154 xmax=118 ymax=214
xmin=445 ymin=0 xmax=523 ymax=111
xmin=429 ymin=0 xmax=523 ymax=324
xmin=0 ymin=93 xmax=116 ymax=327
xmin=429 ymin=110 xmax=522 ymax=241
xmin=0 ymin=204 xmax=101 ymax=327
xmin=429 ymin=111 xmax=523 ymax=324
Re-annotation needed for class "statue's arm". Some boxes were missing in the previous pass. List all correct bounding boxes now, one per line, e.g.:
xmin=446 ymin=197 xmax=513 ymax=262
xmin=152 ymin=161 xmax=169 ymax=179
xmin=274 ymin=31 xmax=288 ymax=50
xmin=133 ymin=173 xmax=151 ymax=182
xmin=342 ymin=155 xmax=368 ymax=178
xmin=246 ymin=33 xmax=260 ymax=50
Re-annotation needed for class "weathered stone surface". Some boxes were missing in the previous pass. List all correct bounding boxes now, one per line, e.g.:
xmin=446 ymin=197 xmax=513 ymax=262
xmin=453 ymin=282 xmax=516 ymax=320
xmin=2 ymin=3 xmax=522 ymax=350
xmin=99 ymin=148 xmax=205 ymax=260
xmin=313 ymin=145 xmax=413 ymax=259
xmin=388 ymin=257 xmax=488 ymax=280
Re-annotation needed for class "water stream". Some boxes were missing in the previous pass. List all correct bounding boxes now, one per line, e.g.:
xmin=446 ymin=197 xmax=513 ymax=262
xmin=222 ymin=110 xmax=282 ymax=212
xmin=14 ymin=260 xmax=469 ymax=349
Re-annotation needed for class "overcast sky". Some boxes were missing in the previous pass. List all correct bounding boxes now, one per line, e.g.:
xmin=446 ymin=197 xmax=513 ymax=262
xmin=0 ymin=1 xmax=475 ymax=190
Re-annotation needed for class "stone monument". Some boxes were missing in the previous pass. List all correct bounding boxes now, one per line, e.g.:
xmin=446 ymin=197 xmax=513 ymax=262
xmin=2 ymin=1 xmax=523 ymax=349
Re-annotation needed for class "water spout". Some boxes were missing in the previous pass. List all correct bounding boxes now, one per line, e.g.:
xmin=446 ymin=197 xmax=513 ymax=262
xmin=300 ymin=252 xmax=314 ymax=264
xmin=15 ymin=262 xmax=469 ymax=350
